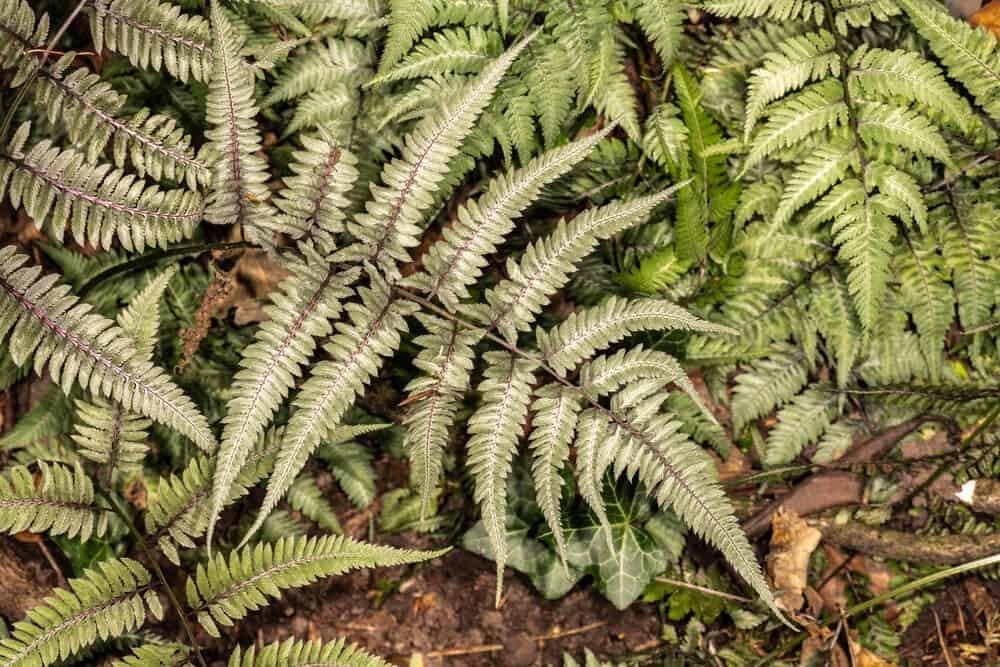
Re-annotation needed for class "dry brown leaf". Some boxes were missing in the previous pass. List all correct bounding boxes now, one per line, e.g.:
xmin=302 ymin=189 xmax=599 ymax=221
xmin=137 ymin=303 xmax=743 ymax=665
xmin=848 ymin=633 xmax=897 ymax=667
xmin=767 ymin=508 xmax=823 ymax=613
xmin=972 ymin=1 xmax=1000 ymax=36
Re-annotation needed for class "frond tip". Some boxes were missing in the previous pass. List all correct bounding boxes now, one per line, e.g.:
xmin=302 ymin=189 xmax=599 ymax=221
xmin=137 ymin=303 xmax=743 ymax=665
xmin=0 ymin=462 xmax=108 ymax=540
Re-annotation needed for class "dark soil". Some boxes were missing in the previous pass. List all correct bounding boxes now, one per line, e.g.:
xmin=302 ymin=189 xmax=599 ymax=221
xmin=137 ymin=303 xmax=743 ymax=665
xmin=220 ymin=541 xmax=662 ymax=666
xmin=898 ymin=578 xmax=1000 ymax=667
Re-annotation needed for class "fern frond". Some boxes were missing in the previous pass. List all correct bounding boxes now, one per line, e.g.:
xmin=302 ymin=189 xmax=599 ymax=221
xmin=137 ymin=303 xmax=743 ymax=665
xmin=744 ymin=30 xmax=839 ymax=140
xmin=847 ymin=46 xmax=979 ymax=136
xmin=587 ymin=27 xmax=640 ymax=140
xmin=264 ymin=39 xmax=374 ymax=108
xmin=113 ymin=642 xmax=191 ymax=667
xmin=897 ymin=235 xmax=952 ymax=379
xmin=88 ymin=0 xmax=213 ymax=82
xmin=204 ymin=1 xmax=273 ymax=241
xmin=856 ymin=101 xmax=951 ymax=164
xmin=210 ymin=250 xmax=358 ymax=548
xmin=272 ymin=137 xmax=359 ymax=248
xmin=634 ymin=0 xmax=686 ymax=69
xmin=377 ymin=0 xmax=435 ymax=76
xmin=0 ymin=247 xmax=216 ymax=452
xmin=246 ymin=272 xmax=417 ymax=543
xmin=578 ymin=346 xmax=691 ymax=397
xmin=369 ymin=26 xmax=499 ymax=85
xmin=743 ymin=80 xmax=848 ymax=172
xmin=529 ymin=384 xmax=580 ymax=563
xmin=529 ymin=41 xmax=576 ymax=147
xmin=414 ymin=127 xmax=613 ymax=311
xmin=538 ymin=297 xmax=736 ymax=375
xmin=731 ymin=346 xmax=810 ymax=432
xmin=347 ymin=33 xmax=536 ymax=276
xmin=286 ymin=474 xmax=341 ymax=533
xmin=0 ymin=125 xmax=202 ymax=251
xmin=771 ymin=139 xmax=857 ymax=228
xmin=317 ymin=440 xmax=377 ymax=509
xmin=0 ymin=558 xmax=160 ymax=667
xmin=402 ymin=314 xmax=479 ymax=517
xmin=486 ymin=186 xmax=686 ymax=343
xmin=764 ymin=387 xmax=838 ymax=466
xmin=467 ymin=351 xmax=537 ymax=605
xmin=186 ymin=535 xmax=440 ymax=637
xmin=942 ymin=202 xmax=995 ymax=333
xmin=702 ymin=0 xmax=823 ymax=21
xmin=899 ymin=0 xmax=1000 ymax=121
xmin=71 ymin=399 xmax=150 ymax=472
xmin=642 ymin=103 xmax=688 ymax=171
xmin=0 ymin=462 xmax=108 ymax=540
xmin=228 ymin=637 xmax=390 ymax=667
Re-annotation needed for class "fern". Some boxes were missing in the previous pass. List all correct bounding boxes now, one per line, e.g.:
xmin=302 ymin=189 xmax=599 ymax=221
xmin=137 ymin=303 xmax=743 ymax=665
xmin=0 ymin=558 xmax=162 ymax=667
xmin=0 ymin=462 xmax=109 ymax=541
xmin=186 ymin=535 xmax=441 ymax=637
xmin=227 ymin=637 xmax=390 ymax=667
xmin=0 ymin=247 xmax=216 ymax=452
xmin=286 ymin=474 xmax=342 ymax=533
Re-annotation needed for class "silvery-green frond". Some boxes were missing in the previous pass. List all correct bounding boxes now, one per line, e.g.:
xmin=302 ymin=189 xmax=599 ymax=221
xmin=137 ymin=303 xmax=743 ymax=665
xmin=272 ymin=136 xmax=359 ymax=248
xmin=642 ymin=103 xmax=687 ymax=171
xmin=702 ymin=0 xmax=823 ymax=21
xmin=486 ymin=187 xmax=685 ymax=343
xmin=402 ymin=314 xmax=480 ymax=518
xmin=414 ymin=126 xmax=613 ymax=311
xmin=72 ymin=398 xmax=151 ymax=472
xmin=294 ymin=0 xmax=386 ymax=25
xmin=744 ymin=30 xmax=839 ymax=140
xmin=287 ymin=474 xmax=342 ymax=533
xmin=538 ymin=297 xmax=736 ymax=375
xmin=633 ymin=0 xmax=685 ymax=69
xmin=116 ymin=266 xmax=177 ymax=359
xmin=0 ymin=462 xmax=108 ymax=541
xmin=527 ymin=40 xmax=576 ymax=148
xmin=88 ymin=0 xmax=213 ymax=82
xmin=0 ymin=0 xmax=46 ymax=75
xmin=467 ymin=351 xmax=537 ymax=605
xmin=204 ymin=1 xmax=273 ymax=241
xmin=264 ymin=39 xmax=374 ymax=108
xmin=148 ymin=434 xmax=277 ymax=565
xmin=587 ymin=26 xmax=640 ymax=140
xmin=318 ymin=440 xmax=377 ymax=509
xmin=940 ymin=201 xmax=996 ymax=334
xmin=604 ymin=404 xmax=780 ymax=617
xmin=112 ymin=642 xmax=192 ymax=667
xmin=346 ymin=33 xmax=535 ymax=276
xmin=529 ymin=384 xmax=580 ymax=562
xmin=210 ymin=249 xmax=358 ymax=547
xmin=186 ymin=535 xmax=441 ymax=637
xmin=0 ymin=246 xmax=216 ymax=453
xmin=228 ymin=637 xmax=391 ymax=667
xmin=247 ymin=271 xmax=418 ymax=543
xmin=368 ymin=26 xmax=500 ymax=85
xmin=855 ymin=101 xmax=951 ymax=164
xmin=731 ymin=345 xmax=810 ymax=432
xmin=0 ymin=124 xmax=202 ymax=252
xmin=377 ymin=0 xmax=435 ymax=75
xmin=897 ymin=235 xmax=953 ymax=379
xmin=0 ymin=558 xmax=161 ymax=667
xmin=578 ymin=346 xmax=691 ymax=398
xmin=764 ymin=387 xmax=839 ymax=466
xmin=899 ymin=0 xmax=1000 ymax=121
xmin=771 ymin=139 xmax=858 ymax=229
xmin=285 ymin=85 xmax=360 ymax=137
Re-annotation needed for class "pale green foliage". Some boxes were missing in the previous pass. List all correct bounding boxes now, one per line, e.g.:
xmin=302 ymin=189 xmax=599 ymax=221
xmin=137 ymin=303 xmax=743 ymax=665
xmin=318 ymin=440 xmax=378 ymax=509
xmin=0 ymin=247 xmax=216 ymax=452
xmin=0 ymin=462 xmax=108 ymax=540
xmin=112 ymin=642 xmax=192 ymax=667
xmin=286 ymin=474 xmax=342 ymax=533
xmin=467 ymin=351 xmax=537 ymax=604
xmin=0 ymin=124 xmax=203 ymax=252
xmin=370 ymin=26 xmax=500 ymax=85
xmin=186 ymin=535 xmax=441 ymax=637
xmin=88 ymin=0 xmax=213 ymax=82
xmin=633 ymin=0 xmax=686 ymax=69
xmin=204 ymin=1 xmax=274 ymax=240
xmin=0 ymin=559 xmax=162 ymax=667
xmin=731 ymin=346 xmax=810 ymax=432
xmin=764 ymin=387 xmax=839 ymax=466
xmin=227 ymin=637 xmax=390 ymax=667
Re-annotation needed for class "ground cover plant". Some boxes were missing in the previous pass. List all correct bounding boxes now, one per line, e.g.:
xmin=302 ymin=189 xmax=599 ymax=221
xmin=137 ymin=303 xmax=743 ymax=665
xmin=0 ymin=0 xmax=999 ymax=665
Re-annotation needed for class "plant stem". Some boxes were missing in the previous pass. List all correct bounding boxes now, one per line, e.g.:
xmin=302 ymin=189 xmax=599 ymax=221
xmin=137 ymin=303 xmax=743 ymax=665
xmin=102 ymin=490 xmax=208 ymax=667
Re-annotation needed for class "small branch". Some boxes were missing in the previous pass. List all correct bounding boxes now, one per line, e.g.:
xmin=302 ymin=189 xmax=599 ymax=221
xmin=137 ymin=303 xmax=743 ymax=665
xmin=815 ymin=520 xmax=1000 ymax=566
xmin=653 ymin=577 xmax=754 ymax=604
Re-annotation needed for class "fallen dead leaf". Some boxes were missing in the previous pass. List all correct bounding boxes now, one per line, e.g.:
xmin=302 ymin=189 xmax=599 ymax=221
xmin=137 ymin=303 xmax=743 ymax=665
xmin=848 ymin=632 xmax=897 ymax=667
xmin=972 ymin=0 xmax=1000 ymax=36
xmin=768 ymin=507 xmax=823 ymax=613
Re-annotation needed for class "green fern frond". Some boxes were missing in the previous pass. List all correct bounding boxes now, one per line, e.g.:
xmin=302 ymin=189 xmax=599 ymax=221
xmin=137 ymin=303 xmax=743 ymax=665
xmin=764 ymin=387 xmax=838 ymax=465
xmin=401 ymin=314 xmax=479 ymax=517
xmin=0 ymin=124 xmax=203 ymax=251
xmin=0 ymin=558 xmax=161 ymax=667
xmin=529 ymin=384 xmax=580 ymax=563
xmin=413 ymin=126 xmax=613 ymax=310
xmin=538 ymin=297 xmax=736 ymax=375
xmin=855 ymin=101 xmax=951 ymax=164
xmin=0 ymin=247 xmax=216 ymax=452
xmin=0 ymin=462 xmax=108 ymax=540
xmin=731 ymin=346 xmax=810 ymax=432
xmin=272 ymin=136 xmax=359 ymax=248
xmin=578 ymin=346 xmax=691 ymax=397
xmin=346 ymin=33 xmax=536 ymax=276
xmin=287 ymin=474 xmax=342 ymax=533
xmin=899 ymin=0 xmax=1000 ymax=121
xmin=317 ymin=441 xmax=377 ymax=509
xmin=186 ymin=535 xmax=441 ymax=637
xmin=227 ymin=637 xmax=390 ymax=667
xmin=369 ymin=26 xmax=499 ymax=85
xmin=378 ymin=0 xmax=435 ymax=76
xmin=264 ymin=39 xmax=374 ymax=107
xmin=941 ymin=201 xmax=996 ymax=333
xmin=529 ymin=41 xmax=576 ymax=147
xmin=587 ymin=27 xmax=640 ymax=140
xmin=467 ymin=351 xmax=537 ymax=605
xmin=634 ymin=0 xmax=686 ymax=69
xmin=210 ymin=250 xmax=358 ymax=548
xmin=88 ymin=0 xmax=213 ymax=82
xmin=112 ymin=642 xmax=192 ymax=667
xmin=744 ymin=30 xmax=839 ymax=140
xmin=702 ymin=0 xmax=823 ymax=22
xmin=486 ymin=186 xmax=686 ymax=343
xmin=204 ymin=1 xmax=274 ymax=241
xmin=71 ymin=399 xmax=150 ymax=472
xmin=247 ymin=272 xmax=417 ymax=543
xmin=642 ymin=103 xmax=688 ymax=171
xmin=771 ymin=139 xmax=857 ymax=229
xmin=897 ymin=235 xmax=953 ymax=379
